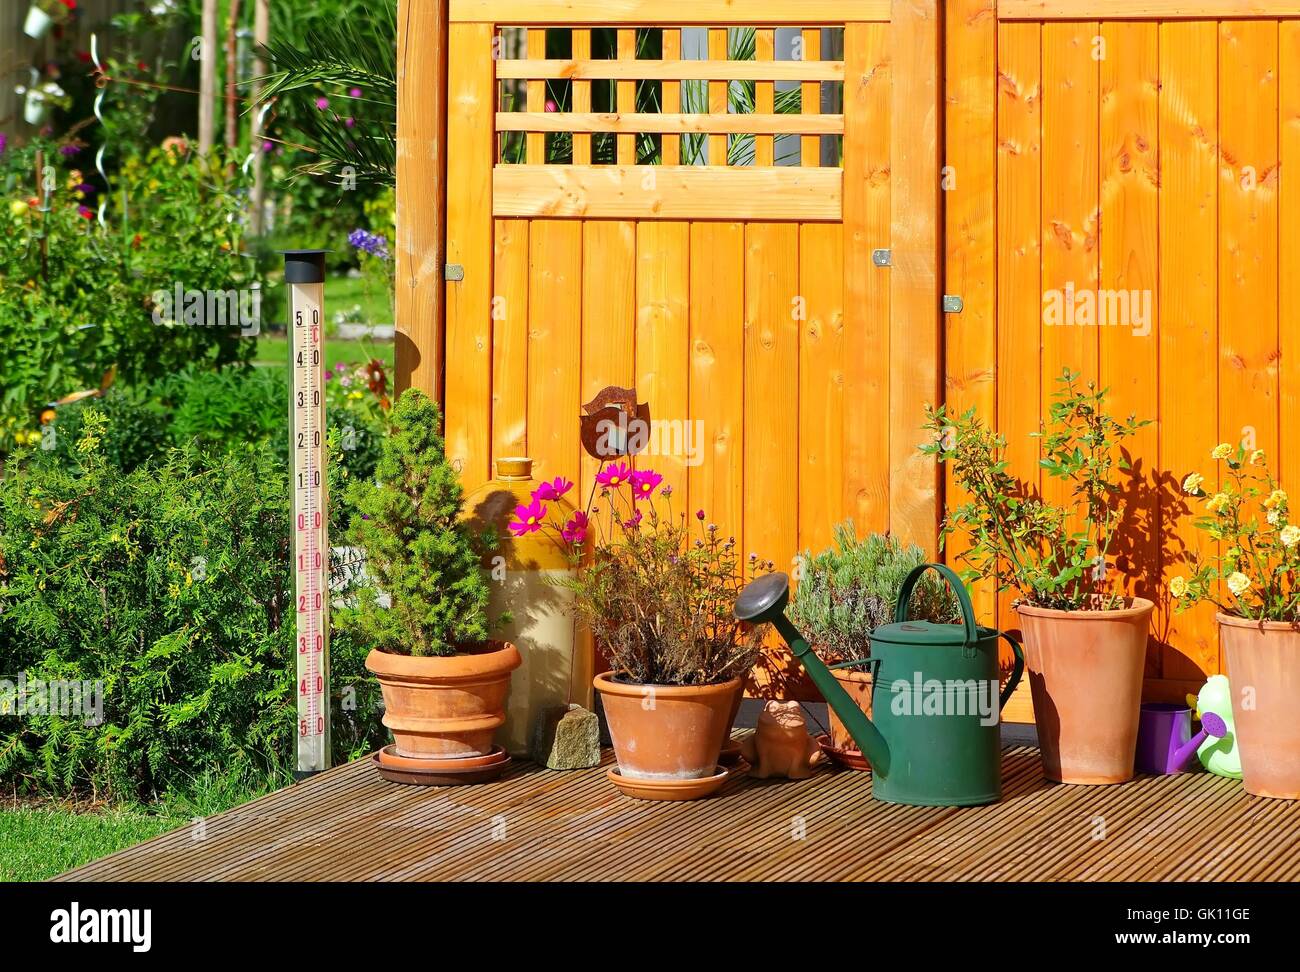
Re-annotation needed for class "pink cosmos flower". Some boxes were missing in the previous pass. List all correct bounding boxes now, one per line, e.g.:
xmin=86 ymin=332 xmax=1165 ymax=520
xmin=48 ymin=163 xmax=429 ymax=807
xmin=532 ymin=476 xmax=574 ymax=502
xmin=508 ymin=499 xmax=547 ymax=537
xmin=561 ymin=511 xmax=589 ymax=545
xmin=630 ymin=469 xmax=662 ymax=500
xmin=595 ymin=462 xmax=632 ymax=490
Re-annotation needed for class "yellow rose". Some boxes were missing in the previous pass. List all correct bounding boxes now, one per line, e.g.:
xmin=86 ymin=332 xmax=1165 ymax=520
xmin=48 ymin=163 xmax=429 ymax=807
xmin=1264 ymin=489 xmax=1288 ymax=510
xmin=1182 ymin=473 xmax=1205 ymax=495
xmin=1211 ymin=443 xmax=1233 ymax=460
xmin=1169 ymin=576 xmax=1188 ymax=598
xmin=1226 ymin=572 xmax=1251 ymax=597
xmin=1206 ymin=492 xmax=1230 ymax=513
xmin=1281 ymin=525 xmax=1300 ymax=547
xmin=1250 ymin=449 xmax=1266 ymax=466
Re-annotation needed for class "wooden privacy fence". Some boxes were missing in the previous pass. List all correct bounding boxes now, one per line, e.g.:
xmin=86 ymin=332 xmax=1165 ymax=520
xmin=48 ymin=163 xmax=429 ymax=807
xmin=397 ymin=0 xmax=1300 ymax=714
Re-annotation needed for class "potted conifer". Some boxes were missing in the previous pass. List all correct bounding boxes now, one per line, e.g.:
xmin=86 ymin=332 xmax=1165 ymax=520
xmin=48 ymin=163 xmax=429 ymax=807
xmin=1172 ymin=444 xmax=1300 ymax=799
xmin=923 ymin=370 xmax=1154 ymax=785
xmin=343 ymin=389 xmax=519 ymax=770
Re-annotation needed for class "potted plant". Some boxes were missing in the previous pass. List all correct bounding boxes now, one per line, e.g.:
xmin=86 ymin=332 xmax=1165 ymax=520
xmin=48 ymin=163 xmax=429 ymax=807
xmin=534 ymin=463 xmax=768 ymax=799
xmin=1172 ymin=444 xmax=1300 ymax=799
xmin=923 ymin=370 xmax=1154 ymax=784
xmin=23 ymin=0 xmax=74 ymax=40
xmin=789 ymin=522 xmax=958 ymax=768
xmin=344 ymin=389 xmax=519 ymax=765
xmin=15 ymin=80 xmax=70 ymax=127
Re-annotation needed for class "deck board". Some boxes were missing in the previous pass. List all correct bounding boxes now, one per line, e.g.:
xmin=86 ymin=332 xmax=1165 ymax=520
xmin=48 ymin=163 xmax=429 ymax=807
xmin=56 ymin=746 xmax=1300 ymax=882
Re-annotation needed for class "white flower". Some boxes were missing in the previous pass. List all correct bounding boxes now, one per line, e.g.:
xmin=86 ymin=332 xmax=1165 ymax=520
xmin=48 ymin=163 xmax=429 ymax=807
xmin=1182 ymin=473 xmax=1205 ymax=495
xmin=1282 ymin=526 xmax=1300 ymax=548
xmin=1226 ymin=572 xmax=1251 ymax=597
xmin=1169 ymin=576 xmax=1188 ymax=598
xmin=1211 ymin=443 xmax=1234 ymax=460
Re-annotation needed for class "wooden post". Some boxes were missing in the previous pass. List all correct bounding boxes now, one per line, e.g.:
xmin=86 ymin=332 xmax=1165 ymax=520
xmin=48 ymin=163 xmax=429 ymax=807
xmin=888 ymin=0 xmax=943 ymax=556
xmin=199 ymin=0 xmax=218 ymax=153
xmin=394 ymin=0 xmax=450 ymax=402
xmin=225 ymin=0 xmax=243 ymax=151
xmin=250 ymin=0 xmax=270 ymax=236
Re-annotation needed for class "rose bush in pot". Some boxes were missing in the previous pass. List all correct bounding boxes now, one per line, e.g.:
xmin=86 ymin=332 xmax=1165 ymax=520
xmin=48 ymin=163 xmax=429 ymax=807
xmin=789 ymin=523 xmax=958 ymax=766
xmin=923 ymin=370 xmax=1154 ymax=784
xmin=341 ymin=389 xmax=518 ymax=761
xmin=1173 ymin=445 xmax=1300 ymax=799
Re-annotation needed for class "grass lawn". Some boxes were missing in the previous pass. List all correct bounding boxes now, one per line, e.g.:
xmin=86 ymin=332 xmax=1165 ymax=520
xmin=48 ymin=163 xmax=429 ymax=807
xmin=252 ymin=334 xmax=394 ymax=372
xmin=0 ymin=806 xmax=184 ymax=882
xmin=328 ymin=272 xmax=393 ymax=326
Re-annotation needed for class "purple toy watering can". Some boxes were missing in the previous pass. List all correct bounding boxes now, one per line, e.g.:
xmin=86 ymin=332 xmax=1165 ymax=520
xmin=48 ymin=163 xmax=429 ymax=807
xmin=1135 ymin=702 xmax=1228 ymax=775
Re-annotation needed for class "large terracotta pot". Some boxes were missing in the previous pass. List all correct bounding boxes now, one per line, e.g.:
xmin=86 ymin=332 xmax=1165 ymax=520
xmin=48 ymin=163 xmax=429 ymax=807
xmin=1018 ymin=598 xmax=1153 ymax=784
xmin=827 ymin=667 xmax=873 ymax=767
xmin=1219 ymin=614 xmax=1300 ymax=800
xmin=366 ymin=642 xmax=522 ymax=759
xmin=594 ymin=672 xmax=739 ymax=780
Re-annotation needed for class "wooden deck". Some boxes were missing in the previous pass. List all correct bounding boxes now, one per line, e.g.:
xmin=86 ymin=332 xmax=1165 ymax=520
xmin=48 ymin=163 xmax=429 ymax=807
xmin=57 ymin=744 xmax=1300 ymax=882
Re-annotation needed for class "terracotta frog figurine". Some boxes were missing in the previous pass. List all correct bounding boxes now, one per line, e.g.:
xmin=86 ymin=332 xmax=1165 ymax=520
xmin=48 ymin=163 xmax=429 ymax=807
xmin=741 ymin=701 xmax=825 ymax=779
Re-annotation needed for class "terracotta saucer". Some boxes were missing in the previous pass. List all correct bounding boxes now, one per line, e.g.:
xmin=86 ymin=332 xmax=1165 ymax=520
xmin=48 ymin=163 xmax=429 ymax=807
xmin=719 ymin=737 xmax=745 ymax=767
xmin=374 ymin=745 xmax=511 ymax=786
xmin=606 ymin=765 xmax=729 ymax=802
xmin=816 ymin=734 xmax=872 ymax=772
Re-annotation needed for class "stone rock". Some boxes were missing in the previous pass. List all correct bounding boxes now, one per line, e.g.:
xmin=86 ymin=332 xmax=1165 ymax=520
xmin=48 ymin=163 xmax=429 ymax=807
xmin=530 ymin=704 xmax=601 ymax=770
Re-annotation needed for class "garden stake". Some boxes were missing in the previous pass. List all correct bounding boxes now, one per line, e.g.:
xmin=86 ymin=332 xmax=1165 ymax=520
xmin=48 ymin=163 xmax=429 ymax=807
xmin=285 ymin=249 xmax=332 ymax=777
xmin=736 ymin=564 xmax=1024 ymax=806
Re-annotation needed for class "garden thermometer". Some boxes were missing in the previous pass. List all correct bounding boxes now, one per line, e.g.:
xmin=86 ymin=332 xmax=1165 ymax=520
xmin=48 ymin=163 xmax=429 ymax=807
xmin=285 ymin=250 xmax=331 ymax=776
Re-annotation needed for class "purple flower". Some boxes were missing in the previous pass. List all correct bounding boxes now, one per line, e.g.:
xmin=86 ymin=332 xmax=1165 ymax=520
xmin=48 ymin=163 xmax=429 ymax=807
xmin=315 ymin=97 xmax=330 ymax=110
xmin=76 ymin=182 xmax=95 ymax=194
xmin=595 ymin=462 xmax=632 ymax=490
xmin=347 ymin=228 xmax=390 ymax=261
xmin=622 ymin=509 xmax=644 ymax=530
xmin=696 ymin=509 xmax=706 ymax=521
xmin=509 ymin=499 xmax=547 ymax=537
xmin=262 ymin=140 xmax=274 ymax=153
xmin=349 ymin=87 xmax=362 ymax=98
xmin=344 ymin=117 xmax=355 ymax=128
xmin=59 ymin=143 xmax=79 ymax=157
xmin=630 ymin=469 xmax=662 ymax=500
xmin=561 ymin=511 xmax=589 ymax=545
xmin=532 ymin=476 xmax=573 ymax=502
xmin=0 ymin=133 xmax=7 ymax=156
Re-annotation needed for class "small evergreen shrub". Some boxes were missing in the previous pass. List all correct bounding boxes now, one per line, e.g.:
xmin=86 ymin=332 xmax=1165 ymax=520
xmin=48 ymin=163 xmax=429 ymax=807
xmin=789 ymin=522 xmax=960 ymax=665
xmin=338 ymin=388 xmax=492 ymax=657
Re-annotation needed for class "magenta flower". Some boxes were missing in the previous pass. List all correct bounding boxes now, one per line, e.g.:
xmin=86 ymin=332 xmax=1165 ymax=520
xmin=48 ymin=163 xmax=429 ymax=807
xmin=508 ymin=499 xmax=547 ymax=537
xmin=349 ymin=87 xmax=362 ymax=98
xmin=595 ymin=462 xmax=632 ymax=490
xmin=545 ymin=99 xmax=558 ymax=112
xmin=696 ymin=509 xmax=706 ymax=521
xmin=315 ymin=97 xmax=329 ymax=110
xmin=622 ymin=509 xmax=644 ymax=530
xmin=630 ymin=469 xmax=663 ymax=500
xmin=561 ymin=511 xmax=589 ymax=545
xmin=532 ymin=476 xmax=574 ymax=502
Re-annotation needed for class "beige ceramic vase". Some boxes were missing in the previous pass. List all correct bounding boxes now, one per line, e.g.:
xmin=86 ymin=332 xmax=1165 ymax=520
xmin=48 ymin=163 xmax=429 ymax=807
xmin=1219 ymin=614 xmax=1300 ymax=800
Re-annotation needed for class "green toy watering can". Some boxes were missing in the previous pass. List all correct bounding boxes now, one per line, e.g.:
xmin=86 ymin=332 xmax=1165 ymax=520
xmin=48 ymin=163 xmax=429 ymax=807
xmin=735 ymin=563 xmax=1024 ymax=807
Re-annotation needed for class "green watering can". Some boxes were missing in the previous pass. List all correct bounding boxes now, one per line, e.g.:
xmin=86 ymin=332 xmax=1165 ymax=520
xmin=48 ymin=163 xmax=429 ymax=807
xmin=735 ymin=563 xmax=1024 ymax=807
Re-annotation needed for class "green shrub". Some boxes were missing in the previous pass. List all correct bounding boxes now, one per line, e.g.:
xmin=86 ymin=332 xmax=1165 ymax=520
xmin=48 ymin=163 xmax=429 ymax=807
xmin=338 ymin=389 xmax=491 ymax=657
xmin=789 ymin=523 xmax=960 ymax=665
xmin=0 ymin=408 xmax=385 ymax=800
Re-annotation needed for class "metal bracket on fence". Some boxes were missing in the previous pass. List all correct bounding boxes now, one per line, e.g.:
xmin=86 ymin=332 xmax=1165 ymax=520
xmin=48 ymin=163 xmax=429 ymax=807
xmin=444 ymin=264 xmax=464 ymax=281
xmin=872 ymin=248 xmax=891 ymax=268
xmin=942 ymin=294 xmax=964 ymax=314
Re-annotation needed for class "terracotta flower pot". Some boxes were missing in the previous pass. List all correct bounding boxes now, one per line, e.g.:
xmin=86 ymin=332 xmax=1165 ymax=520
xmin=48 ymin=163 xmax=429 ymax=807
xmin=366 ymin=642 xmax=522 ymax=759
xmin=1219 ymin=614 xmax=1300 ymax=800
xmin=1018 ymin=598 xmax=1154 ymax=784
xmin=719 ymin=680 xmax=745 ymax=765
xmin=594 ymin=671 xmax=739 ymax=782
xmin=826 ymin=667 xmax=873 ymax=769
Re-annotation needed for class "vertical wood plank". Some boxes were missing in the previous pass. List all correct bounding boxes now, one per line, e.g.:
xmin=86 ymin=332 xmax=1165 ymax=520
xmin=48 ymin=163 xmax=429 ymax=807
xmin=636 ymin=222 xmax=691 ymax=503
xmin=617 ymin=28 xmax=637 ymax=164
xmin=842 ymin=21 xmax=891 ymax=535
xmin=1278 ymin=22 xmax=1300 ymax=500
xmin=1099 ymin=20 xmax=1160 ymax=676
xmin=798 ymin=222 xmax=846 ymax=553
xmin=801 ymin=28 xmax=823 ymax=167
xmin=1159 ymin=20 xmax=1220 ymax=682
xmin=689 ymin=222 xmax=745 ymax=546
xmin=492 ymin=219 xmax=530 ymax=462
xmin=444 ymin=21 xmax=496 ymax=490
xmin=662 ymin=29 xmax=682 ymax=165
xmin=709 ymin=28 xmax=729 ymax=165
xmin=995 ymin=21 xmax=1042 ymax=722
xmin=888 ymin=0 xmax=943 ymax=556
xmin=1219 ymin=20 xmax=1280 ymax=482
xmin=1041 ymin=22 xmax=1100 ymax=520
xmin=944 ymin=0 xmax=998 ymax=625
xmin=580 ymin=221 xmax=637 ymax=501
xmin=527 ymin=29 xmax=547 ymax=164
xmin=528 ymin=221 xmax=583 ymax=490
xmin=755 ymin=28 xmax=776 ymax=166
xmin=394 ymin=0 xmax=448 ymax=398
xmin=572 ymin=29 xmax=593 ymax=164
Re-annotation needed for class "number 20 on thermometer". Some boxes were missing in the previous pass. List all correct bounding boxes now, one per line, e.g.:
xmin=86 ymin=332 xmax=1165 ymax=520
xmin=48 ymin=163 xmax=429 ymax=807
xmin=285 ymin=251 xmax=331 ymax=776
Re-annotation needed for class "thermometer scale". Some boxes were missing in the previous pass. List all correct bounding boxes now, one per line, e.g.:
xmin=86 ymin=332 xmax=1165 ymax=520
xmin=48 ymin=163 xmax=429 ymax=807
xmin=285 ymin=250 xmax=331 ymax=776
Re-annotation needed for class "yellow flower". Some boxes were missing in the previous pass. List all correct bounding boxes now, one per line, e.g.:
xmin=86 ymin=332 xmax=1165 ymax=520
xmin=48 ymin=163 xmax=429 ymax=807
xmin=1249 ymin=449 xmax=1266 ymax=466
xmin=1182 ymin=473 xmax=1205 ymax=495
xmin=1206 ymin=492 xmax=1230 ymax=513
xmin=1211 ymin=443 xmax=1234 ymax=460
xmin=1264 ymin=489 xmax=1288 ymax=510
xmin=1282 ymin=525 xmax=1300 ymax=548
xmin=8 ymin=199 xmax=27 ymax=217
xmin=1226 ymin=572 xmax=1251 ymax=597
xmin=1169 ymin=576 xmax=1188 ymax=598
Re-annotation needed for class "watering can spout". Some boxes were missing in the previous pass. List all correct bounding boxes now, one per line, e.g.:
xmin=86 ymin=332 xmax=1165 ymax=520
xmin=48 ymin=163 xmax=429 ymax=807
xmin=1168 ymin=710 xmax=1228 ymax=773
xmin=734 ymin=573 xmax=891 ymax=776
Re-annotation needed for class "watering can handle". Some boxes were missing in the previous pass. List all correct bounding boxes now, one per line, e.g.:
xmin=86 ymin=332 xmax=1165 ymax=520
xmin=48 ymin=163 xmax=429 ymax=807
xmin=997 ymin=632 xmax=1025 ymax=710
xmin=895 ymin=563 xmax=979 ymax=647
